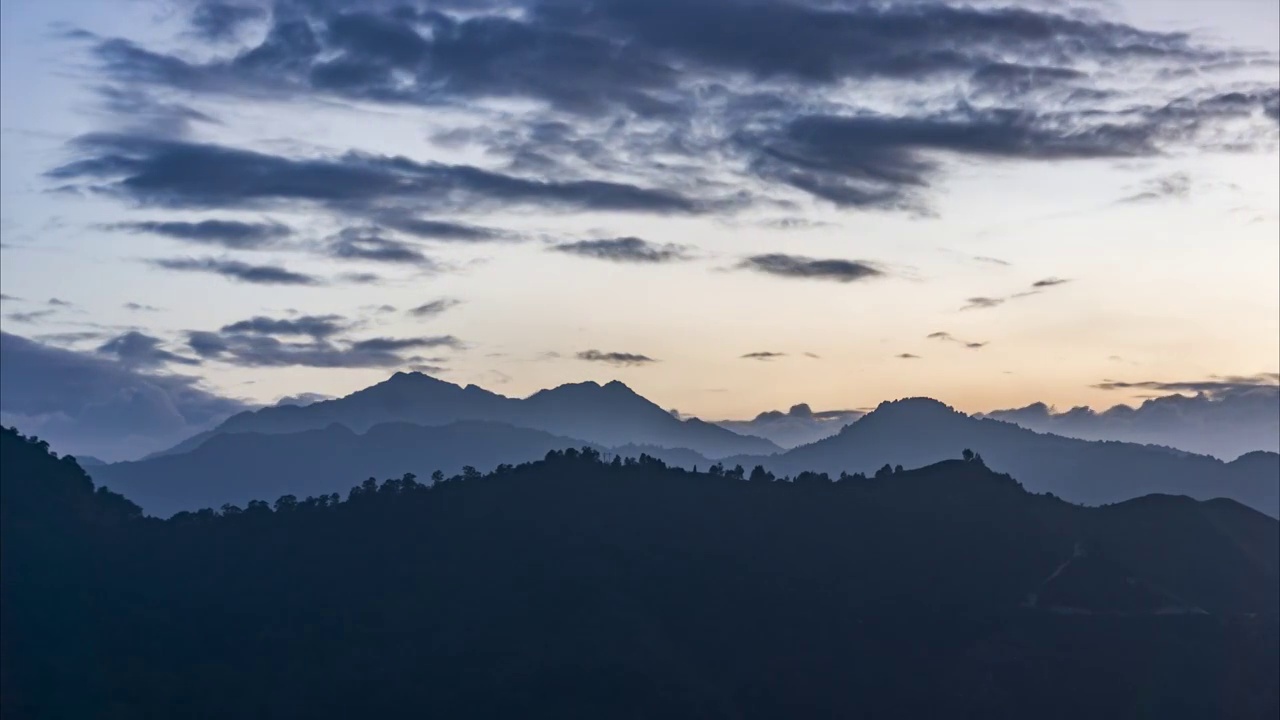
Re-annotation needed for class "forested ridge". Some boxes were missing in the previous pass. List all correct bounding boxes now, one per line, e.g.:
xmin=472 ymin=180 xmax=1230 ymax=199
xmin=3 ymin=426 xmax=1277 ymax=719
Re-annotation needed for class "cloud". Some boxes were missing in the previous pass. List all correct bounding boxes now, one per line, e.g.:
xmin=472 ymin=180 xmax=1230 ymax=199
xmin=0 ymin=331 xmax=249 ymax=461
xmin=927 ymin=331 xmax=987 ymax=349
xmin=737 ymin=253 xmax=884 ymax=282
xmin=337 ymin=272 xmax=383 ymax=285
xmin=324 ymin=228 xmax=438 ymax=267
xmin=961 ymin=296 xmax=1005 ymax=311
xmin=551 ymin=236 xmax=691 ymax=263
xmin=273 ymin=391 xmax=332 ymax=408
xmin=149 ymin=256 xmax=320 ymax=285
xmin=97 ymin=331 xmax=200 ymax=368
xmin=5 ymin=310 xmax=56 ymax=324
xmin=50 ymin=133 xmax=701 ymax=217
xmin=123 ymin=302 xmax=163 ymax=312
xmin=577 ymin=349 xmax=658 ymax=366
xmin=348 ymin=336 xmax=461 ymax=353
xmin=189 ymin=2 xmax=266 ymax=42
xmin=803 ymin=352 xmax=821 ymax=359
xmin=108 ymin=219 xmax=292 ymax=250
xmin=1119 ymin=172 xmax=1192 ymax=204
xmin=960 ymin=277 xmax=1071 ymax=310
xmin=1032 ymin=277 xmax=1071 ymax=288
xmin=187 ymin=329 xmax=460 ymax=369
xmin=972 ymin=255 xmax=1011 ymax=266
xmin=1092 ymin=373 xmax=1278 ymax=396
xmin=408 ymin=299 xmax=462 ymax=318
xmin=50 ymin=0 xmax=1272 ymax=233
xmin=219 ymin=314 xmax=349 ymax=339
xmin=47 ymin=298 xmax=74 ymax=307
xmin=896 ymin=353 xmax=921 ymax=359
xmin=375 ymin=214 xmax=508 ymax=242
xmin=0 ymin=294 xmax=20 ymax=302
xmin=741 ymin=351 xmax=786 ymax=361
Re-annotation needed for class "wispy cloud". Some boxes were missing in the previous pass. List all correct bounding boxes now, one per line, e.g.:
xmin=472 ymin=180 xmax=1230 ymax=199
xmin=737 ymin=254 xmax=884 ymax=283
xmin=552 ymin=236 xmax=692 ymax=264
xmin=577 ymin=349 xmax=658 ymax=366
xmin=149 ymin=257 xmax=320 ymax=285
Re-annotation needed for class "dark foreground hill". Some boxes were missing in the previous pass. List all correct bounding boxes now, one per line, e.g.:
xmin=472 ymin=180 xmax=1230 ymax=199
xmin=3 ymin=426 xmax=1277 ymax=719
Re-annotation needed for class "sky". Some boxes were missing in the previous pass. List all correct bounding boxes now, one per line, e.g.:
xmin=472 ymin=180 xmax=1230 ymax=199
xmin=1 ymin=0 xmax=1277 ymax=441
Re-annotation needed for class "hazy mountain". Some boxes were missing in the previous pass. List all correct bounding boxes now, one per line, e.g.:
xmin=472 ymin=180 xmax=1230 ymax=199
xmin=982 ymin=388 xmax=1280 ymax=460
xmin=729 ymin=398 xmax=1280 ymax=517
xmin=97 ymin=421 xmax=594 ymax=518
xmin=5 ymin=427 xmax=1276 ymax=719
xmin=714 ymin=403 xmax=864 ymax=448
xmin=150 ymin=372 xmax=778 ymax=461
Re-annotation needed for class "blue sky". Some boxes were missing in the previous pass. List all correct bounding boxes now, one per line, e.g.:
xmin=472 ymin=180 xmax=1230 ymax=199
xmin=1 ymin=0 xmax=1277 ymax=435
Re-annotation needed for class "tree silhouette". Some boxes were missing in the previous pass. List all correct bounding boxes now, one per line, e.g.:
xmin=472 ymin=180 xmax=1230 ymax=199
xmin=962 ymin=448 xmax=975 ymax=462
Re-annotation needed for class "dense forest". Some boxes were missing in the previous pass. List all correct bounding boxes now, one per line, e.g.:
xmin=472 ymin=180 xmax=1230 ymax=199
xmin=3 ymin=425 xmax=1277 ymax=719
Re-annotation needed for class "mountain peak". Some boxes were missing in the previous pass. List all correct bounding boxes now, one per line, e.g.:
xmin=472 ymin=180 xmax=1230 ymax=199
xmin=869 ymin=397 xmax=960 ymax=417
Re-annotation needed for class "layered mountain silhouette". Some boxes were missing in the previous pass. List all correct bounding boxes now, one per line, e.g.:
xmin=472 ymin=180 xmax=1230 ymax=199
xmin=96 ymin=421 xmax=595 ymax=518
xmin=713 ymin=403 xmax=864 ymax=448
xmin=983 ymin=388 xmax=1280 ymax=460
xmin=4 ymin=427 xmax=1276 ymax=719
xmin=104 ymin=390 xmax=1279 ymax=518
xmin=150 ymin=372 xmax=779 ymax=461
xmin=731 ymin=398 xmax=1279 ymax=517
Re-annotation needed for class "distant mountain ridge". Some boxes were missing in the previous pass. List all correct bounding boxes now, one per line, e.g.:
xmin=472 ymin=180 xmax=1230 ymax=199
xmin=151 ymin=372 xmax=779 ymax=460
xmin=727 ymin=397 xmax=1279 ymax=517
xmin=983 ymin=388 xmax=1280 ymax=460
xmin=714 ymin=403 xmax=864 ymax=448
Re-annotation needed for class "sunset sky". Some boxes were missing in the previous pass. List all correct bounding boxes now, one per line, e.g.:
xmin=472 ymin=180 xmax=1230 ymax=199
xmin=2 ymin=0 xmax=1277 ymax=423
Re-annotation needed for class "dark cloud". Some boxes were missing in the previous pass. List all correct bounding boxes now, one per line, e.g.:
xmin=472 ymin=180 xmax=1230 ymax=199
xmin=741 ymin=351 xmax=785 ymax=361
xmin=408 ymin=298 xmax=462 ymax=318
xmin=187 ymin=330 xmax=460 ymax=369
xmin=324 ymin=228 xmax=437 ymax=267
xmin=577 ymin=349 xmax=657 ymax=366
xmin=551 ymin=236 xmax=691 ymax=264
xmin=1032 ymin=277 xmax=1071 ymax=288
xmin=738 ymin=253 xmax=883 ymax=283
xmin=97 ymin=331 xmax=200 ymax=368
xmin=802 ymin=352 xmax=820 ymax=359
xmin=961 ymin=277 xmax=1070 ymax=310
xmin=5 ymin=309 xmax=56 ymax=324
xmin=123 ymin=302 xmax=163 ymax=311
xmin=927 ymin=331 xmax=987 ymax=349
xmin=0 ymin=331 xmax=249 ymax=461
xmin=896 ymin=353 xmax=921 ymax=359
xmin=62 ymin=0 xmax=1280 ymax=221
xmin=189 ymin=2 xmax=267 ymax=41
xmin=47 ymin=298 xmax=74 ymax=307
xmin=1092 ymin=373 xmax=1278 ymax=396
xmin=149 ymin=256 xmax=320 ymax=285
xmin=50 ymin=134 xmax=701 ymax=216
xmin=375 ymin=213 xmax=508 ymax=242
xmin=219 ymin=314 xmax=349 ymax=339
xmin=36 ymin=331 xmax=108 ymax=345
xmin=338 ymin=272 xmax=383 ymax=285
xmin=348 ymin=336 xmax=461 ymax=352
xmin=0 ymin=294 xmax=20 ymax=302
xmin=108 ymin=219 xmax=292 ymax=250
xmin=94 ymin=85 xmax=218 ymax=138
xmin=961 ymin=296 xmax=1005 ymax=311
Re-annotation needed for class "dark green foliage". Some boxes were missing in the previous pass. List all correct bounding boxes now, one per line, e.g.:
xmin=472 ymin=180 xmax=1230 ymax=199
xmin=3 ymin=427 xmax=1277 ymax=719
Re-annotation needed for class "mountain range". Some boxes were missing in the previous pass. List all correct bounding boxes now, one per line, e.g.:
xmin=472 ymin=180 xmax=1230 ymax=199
xmin=712 ymin=403 xmax=865 ymax=448
xmin=151 ymin=372 xmax=779 ymax=460
xmin=91 ymin=376 xmax=1279 ymax=518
